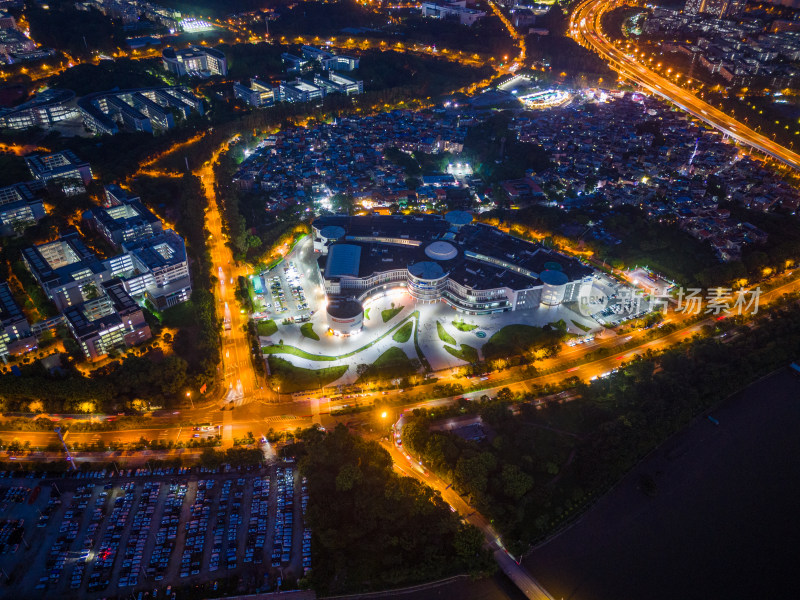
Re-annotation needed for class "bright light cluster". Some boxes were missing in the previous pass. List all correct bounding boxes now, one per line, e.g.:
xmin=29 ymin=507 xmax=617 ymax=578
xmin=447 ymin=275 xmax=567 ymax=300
xmin=181 ymin=18 xmax=215 ymax=32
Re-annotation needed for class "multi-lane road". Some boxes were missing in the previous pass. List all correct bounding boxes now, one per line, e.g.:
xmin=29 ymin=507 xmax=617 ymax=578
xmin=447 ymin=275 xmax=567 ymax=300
xmin=199 ymin=152 xmax=260 ymax=407
xmin=570 ymin=0 xmax=800 ymax=171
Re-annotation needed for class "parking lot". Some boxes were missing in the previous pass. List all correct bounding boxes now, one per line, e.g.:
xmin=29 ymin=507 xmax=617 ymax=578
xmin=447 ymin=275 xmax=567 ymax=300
xmin=252 ymin=238 xmax=325 ymax=326
xmin=0 ymin=463 xmax=310 ymax=598
xmin=259 ymin=261 xmax=311 ymax=320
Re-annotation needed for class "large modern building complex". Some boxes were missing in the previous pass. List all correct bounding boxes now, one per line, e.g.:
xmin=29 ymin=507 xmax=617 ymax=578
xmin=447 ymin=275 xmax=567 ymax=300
xmin=313 ymin=213 xmax=594 ymax=334
xmin=121 ymin=230 xmax=192 ymax=310
xmin=85 ymin=193 xmax=163 ymax=249
xmin=63 ymin=279 xmax=151 ymax=360
xmin=78 ymin=87 xmax=204 ymax=135
xmin=420 ymin=0 xmax=486 ymax=26
xmin=22 ymin=194 xmax=191 ymax=356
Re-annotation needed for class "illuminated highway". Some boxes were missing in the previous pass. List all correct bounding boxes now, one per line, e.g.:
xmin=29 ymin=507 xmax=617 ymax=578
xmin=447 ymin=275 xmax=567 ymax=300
xmin=570 ymin=0 xmax=800 ymax=171
xmin=197 ymin=146 xmax=263 ymax=415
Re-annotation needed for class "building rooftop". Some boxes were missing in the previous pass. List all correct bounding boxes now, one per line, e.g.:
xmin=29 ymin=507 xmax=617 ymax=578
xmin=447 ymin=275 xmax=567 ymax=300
xmin=314 ymin=214 xmax=592 ymax=292
xmin=325 ymin=243 xmax=362 ymax=278
xmin=122 ymin=229 xmax=187 ymax=270
xmin=22 ymin=232 xmax=105 ymax=288
xmin=25 ymin=150 xmax=89 ymax=180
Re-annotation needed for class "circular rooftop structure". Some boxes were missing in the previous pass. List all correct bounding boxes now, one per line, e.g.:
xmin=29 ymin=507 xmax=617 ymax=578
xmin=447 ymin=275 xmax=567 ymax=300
xmin=326 ymin=299 xmax=363 ymax=320
xmin=445 ymin=210 xmax=473 ymax=227
xmin=319 ymin=225 xmax=346 ymax=240
xmin=408 ymin=261 xmax=446 ymax=280
xmin=425 ymin=241 xmax=458 ymax=262
xmin=540 ymin=270 xmax=569 ymax=286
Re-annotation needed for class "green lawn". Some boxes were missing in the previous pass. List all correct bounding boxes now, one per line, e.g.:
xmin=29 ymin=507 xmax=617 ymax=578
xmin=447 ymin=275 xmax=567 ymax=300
xmin=393 ymin=321 xmax=413 ymax=343
xmin=570 ymin=319 xmax=591 ymax=332
xmin=481 ymin=324 xmax=565 ymax=360
xmin=381 ymin=306 xmax=403 ymax=322
xmin=364 ymin=308 xmax=371 ymax=320
xmin=358 ymin=347 xmax=417 ymax=382
xmin=444 ymin=344 xmax=478 ymax=363
xmin=268 ymin=357 xmax=348 ymax=393
xmin=300 ymin=322 xmax=320 ymax=341
xmin=437 ymin=321 xmax=456 ymax=345
xmin=262 ymin=344 xmax=336 ymax=361
xmin=256 ymin=320 xmax=278 ymax=337
xmin=452 ymin=320 xmax=477 ymax=332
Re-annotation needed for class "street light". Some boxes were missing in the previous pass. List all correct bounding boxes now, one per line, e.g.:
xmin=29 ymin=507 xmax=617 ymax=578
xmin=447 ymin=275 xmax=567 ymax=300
xmin=186 ymin=391 xmax=194 ymax=409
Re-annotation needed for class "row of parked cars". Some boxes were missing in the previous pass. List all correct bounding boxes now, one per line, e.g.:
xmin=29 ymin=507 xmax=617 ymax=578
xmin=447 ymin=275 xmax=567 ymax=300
xmin=284 ymin=262 xmax=309 ymax=312
xmin=147 ymin=482 xmax=187 ymax=581
xmin=88 ymin=482 xmax=137 ymax=591
xmin=118 ymin=481 xmax=160 ymax=588
xmin=182 ymin=479 xmax=212 ymax=578
xmin=0 ymin=517 xmax=23 ymax=555
xmin=266 ymin=275 xmax=290 ymax=314
xmin=244 ymin=476 xmax=270 ymax=565
xmin=301 ymin=476 xmax=311 ymax=575
xmin=271 ymin=467 xmax=294 ymax=567
xmin=37 ymin=484 xmax=89 ymax=591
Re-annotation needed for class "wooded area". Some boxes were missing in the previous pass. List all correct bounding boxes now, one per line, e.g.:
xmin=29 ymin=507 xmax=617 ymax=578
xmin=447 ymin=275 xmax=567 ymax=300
xmin=290 ymin=425 xmax=493 ymax=594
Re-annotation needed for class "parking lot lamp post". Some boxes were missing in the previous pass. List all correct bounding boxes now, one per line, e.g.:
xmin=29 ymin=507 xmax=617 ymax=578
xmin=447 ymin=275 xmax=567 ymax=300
xmin=186 ymin=391 xmax=194 ymax=409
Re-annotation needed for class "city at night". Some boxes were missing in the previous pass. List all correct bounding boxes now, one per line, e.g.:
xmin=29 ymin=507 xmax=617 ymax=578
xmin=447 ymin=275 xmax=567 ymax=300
xmin=0 ymin=0 xmax=799 ymax=598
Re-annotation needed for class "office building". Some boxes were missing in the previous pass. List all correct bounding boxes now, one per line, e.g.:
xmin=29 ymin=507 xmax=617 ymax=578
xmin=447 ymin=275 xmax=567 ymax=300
xmin=85 ymin=197 xmax=163 ymax=249
xmin=162 ymin=45 xmax=227 ymax=77
xmin=0 ymin=9 xmax=16 ymax=29
xmin=103 ymin=184 xmax=138 ymax=207
xmin=301 ymin=45 xmax=334 ymax=62
xmin=313 ymin=72 xmax=363 ymax=96
xmin=22 ymin=233 xmax=111 ymax=311
xmin=78 ymin=87 xmax=204 ymax=136
xmin=420 ymin=1 xmax=486 ymax=26
xmin=25 ymin=150 xmax=92 ymax=186
xmin=281 ymin=52 xmax=311 ymax=73
xmin=233 ymin=78 xmax=276 ymax=107
xmin=0 ymin=26 xmax=34 ymax=54
xmin=0 ymin=89 xmax=78 ymax=130
xmin=0 ymin=181 xmax=46 ymax=234
xmin=322 ymin=54 xmax=359 ymax=71
xmin=63 ymin=279 xmax=151 ymax=360
xmin=0 ymin=281 xmax=35 ymax=359
xmin=277 ymin=79 xmax=325 ymax=103
xmin=122 ymin=230 xmax=192 ymax=310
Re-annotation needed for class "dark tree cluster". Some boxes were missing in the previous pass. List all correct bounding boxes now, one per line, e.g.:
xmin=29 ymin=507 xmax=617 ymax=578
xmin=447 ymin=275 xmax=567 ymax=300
xmin=27 ymin=3 xmax=125 ymax=58
xmin=463 ymin=112 xmax=551 ymax=183
xmin=292 ymin=425 xmax=493 ymax=594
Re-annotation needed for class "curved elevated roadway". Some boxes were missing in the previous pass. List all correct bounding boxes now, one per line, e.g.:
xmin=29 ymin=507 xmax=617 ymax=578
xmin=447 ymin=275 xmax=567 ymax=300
xmin=570 ymin=0 xmax=800 ymax=171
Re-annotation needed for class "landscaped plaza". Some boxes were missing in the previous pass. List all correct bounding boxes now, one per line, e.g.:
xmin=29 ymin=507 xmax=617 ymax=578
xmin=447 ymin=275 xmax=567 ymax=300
xmin=250 ymin=215 xmax=656 ymax=395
